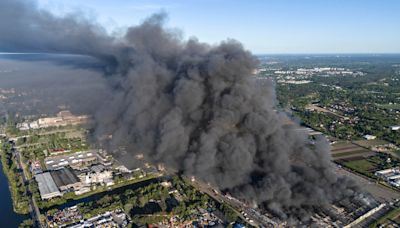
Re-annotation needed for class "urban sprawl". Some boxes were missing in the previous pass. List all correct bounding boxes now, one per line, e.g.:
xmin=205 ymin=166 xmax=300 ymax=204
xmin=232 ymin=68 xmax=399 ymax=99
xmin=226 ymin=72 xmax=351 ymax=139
xmin=1 ymin=54 xmax=400 ymax=227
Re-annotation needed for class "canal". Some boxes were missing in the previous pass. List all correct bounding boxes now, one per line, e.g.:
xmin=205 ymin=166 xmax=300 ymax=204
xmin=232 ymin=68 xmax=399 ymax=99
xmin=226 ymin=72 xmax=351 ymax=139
xmin=45 ymin=177 xmax=162 ymax=211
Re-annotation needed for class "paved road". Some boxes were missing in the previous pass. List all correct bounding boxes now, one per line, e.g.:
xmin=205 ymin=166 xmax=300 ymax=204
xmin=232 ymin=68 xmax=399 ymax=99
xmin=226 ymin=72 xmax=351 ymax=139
xmin=188 ymin=167 xmax=400 ymax=228
xmin=187 ymin=177 xmax=277 ymax=227
xmin=336 ymin=166 xmax=400 ymax=202
xmin=355 ymin=204 xmax=393 ymax=228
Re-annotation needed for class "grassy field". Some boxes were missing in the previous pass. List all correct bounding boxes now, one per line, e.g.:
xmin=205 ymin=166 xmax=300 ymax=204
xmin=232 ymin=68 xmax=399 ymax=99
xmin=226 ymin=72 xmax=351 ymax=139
xmin=353 ymin=139 xmax=389 ymax=148
xmin=331 ymin=141 xmax=374 ymax=159
xmin=339 ymin=154 xmax=400 ymax=179
xmin=344 ymin=159 xmax=376 ymax=176
xmin=332 ymin=150 xmax=371 ymax=158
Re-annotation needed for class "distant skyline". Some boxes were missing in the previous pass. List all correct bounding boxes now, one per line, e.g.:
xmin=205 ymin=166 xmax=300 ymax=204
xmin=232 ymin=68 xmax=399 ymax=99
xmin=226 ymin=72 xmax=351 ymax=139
xmin=36 ymin=0 xmax=400 ymax=54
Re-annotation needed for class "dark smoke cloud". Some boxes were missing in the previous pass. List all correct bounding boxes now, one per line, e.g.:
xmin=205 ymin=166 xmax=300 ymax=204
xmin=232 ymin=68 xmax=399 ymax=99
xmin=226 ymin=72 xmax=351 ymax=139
xmin=0 ymin=0 xmax=113 ymax=55
xmin=0 ymin=55 xmax=110 ymax=115
xmin=0 ymin=0 xmax=370 ymax=222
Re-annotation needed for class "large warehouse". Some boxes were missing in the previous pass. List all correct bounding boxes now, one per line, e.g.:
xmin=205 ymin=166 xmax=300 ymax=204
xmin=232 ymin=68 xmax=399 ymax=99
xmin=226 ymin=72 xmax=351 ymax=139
xmin=35 ymin=172 xmax=62 ymax=200
xmin=50 ymin=167 xmax=81 ymax=191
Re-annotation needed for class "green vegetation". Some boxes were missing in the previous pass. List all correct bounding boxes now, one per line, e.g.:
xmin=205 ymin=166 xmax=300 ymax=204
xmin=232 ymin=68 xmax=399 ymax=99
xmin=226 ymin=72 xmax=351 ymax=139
xmin=339 ymin=154 xmax=400 ymax=178
xmin=270 ymin=58 xmax=400 ymax=144
xmin=48 ymin=176 xmax=242 ymax=227
xmin=343 ymin=159 xmax=375 ymax=177
xmin=18 ymin=219 xmax=34 ymax=228
xmin=218 ymin=203 xmax=238 ymax=223
xmin=5 ymin=117 xmax=22 ymax=137
xmin=0 ymin=141 xmax=30 ymax=214
xmin=331 ymin=150 xmax=369 ymax=158
xmin=34 ymin=174 xmax=158 ymax=209
xmin=17 ymin=130 xmax=89 ymax=166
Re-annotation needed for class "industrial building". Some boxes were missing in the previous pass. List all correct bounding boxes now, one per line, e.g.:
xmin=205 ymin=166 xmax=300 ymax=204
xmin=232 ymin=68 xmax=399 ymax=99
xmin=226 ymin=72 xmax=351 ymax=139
xmin=375 ymin=167 xmax=400 ymax=187
xmin=76 ymin=164 xmax=114 ymax=186
xmin=17 ymin=110 xmax=89 ymax=130
xmin=35 ymin=172 xmax=62 ymax=200
xmin=45 ymin=150 xmax=99 ymax=170
xmin=50 ymin=167 xmax=82 ymax=191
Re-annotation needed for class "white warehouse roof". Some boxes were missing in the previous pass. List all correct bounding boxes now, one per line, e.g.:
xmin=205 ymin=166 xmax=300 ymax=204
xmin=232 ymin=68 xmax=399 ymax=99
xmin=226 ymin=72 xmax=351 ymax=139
xmin=35 ymin=172 xmax=61 ymax=199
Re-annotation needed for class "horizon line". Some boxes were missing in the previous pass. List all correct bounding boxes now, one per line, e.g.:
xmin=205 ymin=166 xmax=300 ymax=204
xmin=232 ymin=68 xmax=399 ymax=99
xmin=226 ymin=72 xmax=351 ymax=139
xmin=1 ymin=52 xmax=400 ymax=56
xmin=253 ymin=52 xmax=400 ymax=56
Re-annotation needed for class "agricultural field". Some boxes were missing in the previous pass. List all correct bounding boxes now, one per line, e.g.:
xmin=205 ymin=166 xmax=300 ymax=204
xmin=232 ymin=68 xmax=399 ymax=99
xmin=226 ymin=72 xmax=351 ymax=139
xmin=353 ymin=139 xmax=389 ymax=148
xmin=331 ymin=141 xmax=374 ymax=160
xmin=336 ymin=154 xmax=400 ymax=179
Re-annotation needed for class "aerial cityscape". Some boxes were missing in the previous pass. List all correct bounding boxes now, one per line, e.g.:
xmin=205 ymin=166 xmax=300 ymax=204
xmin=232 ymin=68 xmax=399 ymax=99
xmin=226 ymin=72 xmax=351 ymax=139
xmin=1 ymin=0 xmax=400 ymax=228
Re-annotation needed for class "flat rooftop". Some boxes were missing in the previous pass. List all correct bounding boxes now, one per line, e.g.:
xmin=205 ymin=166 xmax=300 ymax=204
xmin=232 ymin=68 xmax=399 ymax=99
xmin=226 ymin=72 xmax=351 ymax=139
xmin=45 ymin=150 xmax=98 ymax=170
xmin=51 ymin=167 xmax=80 ymax=187
xmin=35 ymin=172 xmax=61 ymax=197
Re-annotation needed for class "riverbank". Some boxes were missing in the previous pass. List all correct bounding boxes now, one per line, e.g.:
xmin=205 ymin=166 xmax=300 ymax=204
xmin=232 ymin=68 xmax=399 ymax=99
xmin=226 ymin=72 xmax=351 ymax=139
xmin=0 ymin=151 xmax=29 ymax=227
xmin=0 ymin=142 xmax=30 ymax=214
xmin=44 ymin=176 xmax=162 ymax=212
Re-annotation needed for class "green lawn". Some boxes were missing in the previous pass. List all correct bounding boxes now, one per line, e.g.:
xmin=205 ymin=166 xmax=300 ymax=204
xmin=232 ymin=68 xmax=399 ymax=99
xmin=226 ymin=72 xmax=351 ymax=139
xmin=332 ymin=149 xmax=370 ymax=158
xmin=345 ymin=159 xmax=375 ymax=172
xmin=342 ymin=154 xmax=400 ymax=178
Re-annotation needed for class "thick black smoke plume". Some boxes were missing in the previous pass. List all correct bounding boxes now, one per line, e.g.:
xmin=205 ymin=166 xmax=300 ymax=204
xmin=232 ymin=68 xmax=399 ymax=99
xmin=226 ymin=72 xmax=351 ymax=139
xmin=0 ymin=0 xmax=368 ymax=222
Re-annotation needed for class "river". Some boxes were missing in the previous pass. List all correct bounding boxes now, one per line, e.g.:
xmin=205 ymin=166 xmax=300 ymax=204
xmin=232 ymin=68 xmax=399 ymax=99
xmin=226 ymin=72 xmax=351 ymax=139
xmin=0 ymin=159 xmax=28 ymax=227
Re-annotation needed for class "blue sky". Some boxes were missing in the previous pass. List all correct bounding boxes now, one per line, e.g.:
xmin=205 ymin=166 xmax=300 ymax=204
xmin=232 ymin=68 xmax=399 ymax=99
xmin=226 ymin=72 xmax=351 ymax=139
xmin=37 ymin=0 xmax=400 ymax=54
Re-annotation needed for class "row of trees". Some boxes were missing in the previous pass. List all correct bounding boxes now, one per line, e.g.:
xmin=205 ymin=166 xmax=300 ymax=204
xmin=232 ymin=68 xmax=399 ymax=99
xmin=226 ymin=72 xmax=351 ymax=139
xmin=46 ymin=176 xmax=241 ymax=227
xmin=0 ymin=142 xmax=30 ymax=214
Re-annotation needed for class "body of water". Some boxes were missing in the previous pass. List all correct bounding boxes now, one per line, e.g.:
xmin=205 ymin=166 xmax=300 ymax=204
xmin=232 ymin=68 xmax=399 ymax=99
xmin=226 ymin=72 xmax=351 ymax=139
xmin=47 ymin=177 xmax=162 ymax=211
xmin=0 ymin=159 xmax=28 ymax=227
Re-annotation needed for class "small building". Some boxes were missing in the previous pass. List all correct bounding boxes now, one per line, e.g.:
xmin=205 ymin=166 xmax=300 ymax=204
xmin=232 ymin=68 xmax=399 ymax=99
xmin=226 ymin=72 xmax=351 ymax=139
xmin=30 ymin=160 xmax=42 ymax=175
xmin=35 ymin=172 xmax=62 ymax=200
xmin=75 ymin=186 xmax=91 ymax=195
xmin=390 ymin=125 xmax=400 ymax=131
xmin=363 ymin=135 xmax=376 ymax=140
xmin=104 ymin=178 xmax=114 ymax=187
